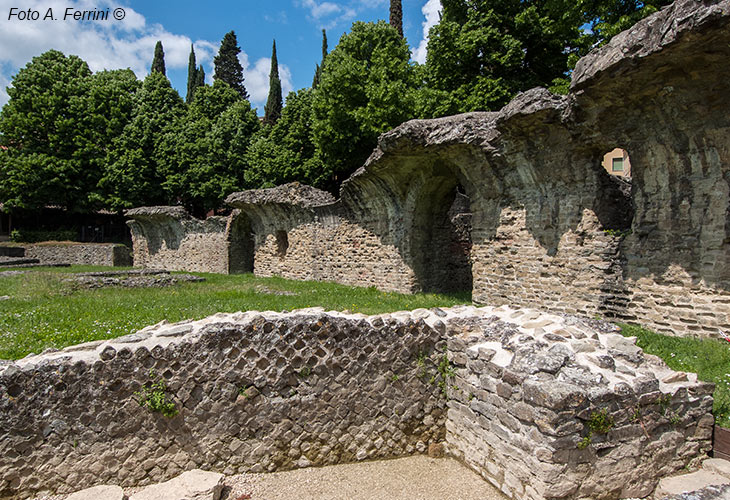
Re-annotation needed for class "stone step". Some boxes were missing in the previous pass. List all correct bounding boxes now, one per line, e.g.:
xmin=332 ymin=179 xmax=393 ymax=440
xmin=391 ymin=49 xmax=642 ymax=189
xmin=655 ymin=468 xmax=730 ymax=499
xmin=704 ymin=458 xmax=730 ymax=479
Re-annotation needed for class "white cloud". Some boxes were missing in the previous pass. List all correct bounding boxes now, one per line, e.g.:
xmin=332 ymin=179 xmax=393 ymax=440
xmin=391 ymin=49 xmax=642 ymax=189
xmin=412 ymin=0 xmax=441 ymax=64
xmin=243 ymin=57 xmax=294 ymax=109
xmin=296 ymin=0 xmax=357 ymax=29
xmin=0 ymin=0 xmax=222 ymax=106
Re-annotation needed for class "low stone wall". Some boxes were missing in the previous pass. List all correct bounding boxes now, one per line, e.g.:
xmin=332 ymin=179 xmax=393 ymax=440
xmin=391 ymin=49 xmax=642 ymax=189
xmin=0 ymin=306 xmax=714 ymax=499
xmin=0 ymin=308 xmax=446 ymax=498
xmin=444 ymin=310 xmax=715 ymax=500
xmin=24 ymin=243 xmax=131 ymax=267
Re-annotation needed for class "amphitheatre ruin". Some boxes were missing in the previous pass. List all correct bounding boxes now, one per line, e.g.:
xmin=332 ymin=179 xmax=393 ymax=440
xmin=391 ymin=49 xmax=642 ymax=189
xmin=1 ymin=0 xmax=730 ymax=498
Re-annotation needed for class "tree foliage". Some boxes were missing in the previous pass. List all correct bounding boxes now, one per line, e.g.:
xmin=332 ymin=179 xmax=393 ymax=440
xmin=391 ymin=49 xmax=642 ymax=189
xmin=151 ymin=41 xmax=166 ymax=76
xmin=100 ymin=72 xmax=184 ymax=210
xmin=424 ymin=0 xmax=586 ymax=112
xmin=160 ymin=81 xmax=259 ymax=216
xmin=0 ymin=51 xmax=138 ymax=212
xmin=312 ymin=29 xmax=328 ymax=89
xmin=246 ymin=88 xmax=324 ymax=189
xmin=186 ymin=44 xmax=204 ymax=103
xmin=264 ymin=40 xmax=283 ymax=126
xmin=213 ymin=31 xmax=248 ymax=100
xmin=312 ymin=21 xmax=415 ymax=191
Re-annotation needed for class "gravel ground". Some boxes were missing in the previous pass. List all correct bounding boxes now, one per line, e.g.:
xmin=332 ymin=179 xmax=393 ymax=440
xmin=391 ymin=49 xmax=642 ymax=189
xmin=32 ymin=456 xmax=506 ymax=500
xmin=220 ymin=456 xmax=507 ymax=500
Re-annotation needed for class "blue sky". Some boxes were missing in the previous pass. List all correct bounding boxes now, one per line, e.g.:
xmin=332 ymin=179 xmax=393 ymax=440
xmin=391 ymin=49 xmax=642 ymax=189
xmin=0 ymin=0 xmax=441 ymax=113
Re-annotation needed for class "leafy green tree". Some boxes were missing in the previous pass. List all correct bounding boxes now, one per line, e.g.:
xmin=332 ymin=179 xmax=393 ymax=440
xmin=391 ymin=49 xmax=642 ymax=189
xmin=246 ymin=88 xmax=325 ymax=188
xmin=151 ymin=41 xmax=166 ymax=76
xmin=390 ymin=0 xmax=404 ymax=37
xmin=161 ymin=81 xmax=259 ymax=215
xmin=0 ymin=50 xmax=105 ymax=212
xmin=582 ymin=0 xmax=672 ymax=49
xmin=213 ymin=31 xmax=248 ymax=99
xmin=312 ymin=21 xmax=415 ymax=191
xmin=264 ymin=40 xmax=283 ymax=126
xmin=100 ymin=72 xmax=185 ymax=210
xmin=424 ymin=0 xmax=585 ymax=112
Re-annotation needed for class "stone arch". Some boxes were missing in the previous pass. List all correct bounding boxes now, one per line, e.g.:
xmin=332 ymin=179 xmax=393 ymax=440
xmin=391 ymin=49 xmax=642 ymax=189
xmin=227 ymin=212 xmax=254 ymax=274
xmin=405 ymin=163 xmax=473 ymax=294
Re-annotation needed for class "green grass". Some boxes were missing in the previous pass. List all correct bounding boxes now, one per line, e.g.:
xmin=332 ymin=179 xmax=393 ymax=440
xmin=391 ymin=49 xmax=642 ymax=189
xmin=0 ymin=266 xmax=470 ymax=360
xmin=620 ymin=323 xmax=730 ymax=429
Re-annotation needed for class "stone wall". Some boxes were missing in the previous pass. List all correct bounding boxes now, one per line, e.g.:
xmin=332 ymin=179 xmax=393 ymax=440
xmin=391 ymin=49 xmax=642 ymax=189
xmin=444 ymin=309 xmax=715 ymax=500
xmin=0 ymin=306 xmax=714 ymax=499
xmin=23 ymin=243 xmax=131 ymax=267
xmin=0 ymin=308 xmax=446 ymax=498
xmin=126 ymin=207 xmax=230 ymax=274
xmin=126 ymin=0 xmax=730 ymax=338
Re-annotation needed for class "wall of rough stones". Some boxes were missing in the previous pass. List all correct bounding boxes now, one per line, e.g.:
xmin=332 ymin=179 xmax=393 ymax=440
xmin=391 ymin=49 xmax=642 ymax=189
xmin=0 ymin=306 xmax=714 ymax=499
xmin=126 ymin=207 xmax=230 ymax=274
xmin=23 ymin=243 xmax=131 ymax=267
xmin=0 ymin=308 xmax=447 ymax=499
xmin=443 ymin=308 xmax=715 ymax=500
xmin=125 ymin=0 xmax=730 ymax=338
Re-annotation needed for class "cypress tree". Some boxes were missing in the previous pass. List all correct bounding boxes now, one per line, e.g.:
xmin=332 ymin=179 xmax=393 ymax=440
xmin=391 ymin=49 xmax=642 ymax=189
xmin=186 ymin=44 xmax=197 ymax=102
xmin=312 ymin=29 xmax=328 ymax=88
xmin=264 ymin=40 xmax=283 ymax=126
xmin=390 ymin=0 xmax=403 ymax=37
xmin=213 ymin=31 xmax=248 ymax=99
xmin=151 ymin=41 xmax=166 ymax=76
xmin=195 ymin=65 xmax=206 ymax=90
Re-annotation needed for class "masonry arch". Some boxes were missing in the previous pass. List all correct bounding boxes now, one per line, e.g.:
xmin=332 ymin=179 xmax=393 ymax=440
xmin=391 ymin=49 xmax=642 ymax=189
xmin=406 ymin=164 xmax=473 ymax=294
xmin=227 ymin=213 xmax=254 ymax=274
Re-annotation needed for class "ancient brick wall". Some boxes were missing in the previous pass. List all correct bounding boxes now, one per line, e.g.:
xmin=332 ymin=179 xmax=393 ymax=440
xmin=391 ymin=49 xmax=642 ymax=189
xmin=126 ymin=0 xmax=730 ymax=339
xmin=0 ymin=309 xmax=446 ymax=498
xmin=0 ymin=307 xmax=714 ymax=499
xmin=126 ymin=207 xmax=230 ymax=274
xmin=23 ymin=243 xmax=131 ymax=267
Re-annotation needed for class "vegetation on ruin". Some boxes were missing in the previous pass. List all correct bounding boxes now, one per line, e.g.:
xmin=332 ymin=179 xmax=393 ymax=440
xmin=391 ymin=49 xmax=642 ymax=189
xmin=620 ymin=323 xmax=730 ymax=429
xmin=0 ymin=266 xmax=470 ymax=360
xmin=134 ymin=370 xmax=179 ymax=418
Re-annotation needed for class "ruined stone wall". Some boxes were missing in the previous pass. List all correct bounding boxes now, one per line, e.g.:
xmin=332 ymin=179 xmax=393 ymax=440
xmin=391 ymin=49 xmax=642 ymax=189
xmin=443 ymin=308 xmax=715 ymax=500
xmin=0 ymin=307 xmax=714 ymax=499
xmin=0 ymin=309 xmax=446 ymax=499
xmin=23 ymin=243 xmax=131 ymax=267
xmin=126 ymin=0 xmax=730 ymax=338
xmin=126 ymin=207 xmax=230 ymax=274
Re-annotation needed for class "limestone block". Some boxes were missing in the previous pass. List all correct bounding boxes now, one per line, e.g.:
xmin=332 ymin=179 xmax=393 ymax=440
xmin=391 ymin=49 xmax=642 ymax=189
xmin=130 ymin=470 xmax=224 ymax=500
xmin=67 ymin=485 xmax=124 ymax=500
xmin=655 ymin=470 xmax=730 ymax=499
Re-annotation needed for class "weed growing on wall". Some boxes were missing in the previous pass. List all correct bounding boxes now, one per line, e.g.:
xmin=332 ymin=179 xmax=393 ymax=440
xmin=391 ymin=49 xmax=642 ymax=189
xmin=577 ymin=408 xmax=614 ymax=449
xmin=134 ymin=371 xmax=178 ymax=418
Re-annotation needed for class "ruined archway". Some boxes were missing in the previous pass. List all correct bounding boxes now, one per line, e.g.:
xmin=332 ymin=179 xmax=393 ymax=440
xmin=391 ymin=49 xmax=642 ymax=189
xmin=408 ymin=166 xmax=473 ymax=295
xmin=227 ymin=213 xmax=254 ymax=274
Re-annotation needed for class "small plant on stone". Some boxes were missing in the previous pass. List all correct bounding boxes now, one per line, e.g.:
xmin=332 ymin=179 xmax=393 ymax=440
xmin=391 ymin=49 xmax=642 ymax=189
xmin=668 ymin=411 xmax=681 ymax=426
xmin=390 ymin=374 xmax=400 ymax=382
xmin=430 ymin=352 xmax=456 ymax=399
xmin=656 ymin=394 xmax=672 ymax=415
xmin=134 ymin=371 xmax=178 ymax=418
xmin=629 ymin=406 xmax=641 ymax=423
xmin=415 ymin=351 xmax=429 ymax=379
xmin=588 ymin=408 xmax=615 ymax=434
xmin=577 ymin=408 xmax=614 ymax=449
xmin=297 ymin=366 xmax=311 ymax=378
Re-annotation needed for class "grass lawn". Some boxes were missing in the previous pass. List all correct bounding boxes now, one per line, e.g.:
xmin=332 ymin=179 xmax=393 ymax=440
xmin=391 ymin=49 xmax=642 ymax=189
xmin=620 ymin=323 xmax=730 ymax=429
xmin=0 ymin=266 xmax=470 ymax=360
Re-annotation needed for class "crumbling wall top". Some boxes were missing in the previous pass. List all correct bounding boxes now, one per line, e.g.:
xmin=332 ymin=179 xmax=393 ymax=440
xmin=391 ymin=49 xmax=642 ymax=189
xmin=226 ymin=182 xmax=335 ymax=209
